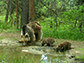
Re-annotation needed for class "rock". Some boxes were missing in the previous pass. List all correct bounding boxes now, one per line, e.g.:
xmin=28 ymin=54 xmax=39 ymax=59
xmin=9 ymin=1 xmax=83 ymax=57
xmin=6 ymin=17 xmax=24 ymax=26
xmin=75 ymin=51 xmax=81 ymax=55
xmin=3 ymin=42 xmax=8 ymax=44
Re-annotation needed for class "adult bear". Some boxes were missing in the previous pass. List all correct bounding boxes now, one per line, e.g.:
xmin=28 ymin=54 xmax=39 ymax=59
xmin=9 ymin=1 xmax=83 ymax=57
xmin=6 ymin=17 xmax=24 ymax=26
xmin=19 ymin=21 xmax=42 ymax=46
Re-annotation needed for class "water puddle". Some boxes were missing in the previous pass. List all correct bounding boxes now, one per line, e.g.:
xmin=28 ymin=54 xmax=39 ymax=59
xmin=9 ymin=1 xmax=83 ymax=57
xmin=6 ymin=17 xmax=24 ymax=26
xmin=0 ymin=47 xmax=67 ymax=63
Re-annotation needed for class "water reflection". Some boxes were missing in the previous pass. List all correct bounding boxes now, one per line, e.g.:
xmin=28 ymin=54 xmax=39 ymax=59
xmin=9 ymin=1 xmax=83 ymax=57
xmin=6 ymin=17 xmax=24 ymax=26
xmin=40 ymin=54 xmax=67 ymax=63
xmin=41 ymin=54 xmax=51 ymax=63
xmin=1 ymin=60 xmax=3 ymax=63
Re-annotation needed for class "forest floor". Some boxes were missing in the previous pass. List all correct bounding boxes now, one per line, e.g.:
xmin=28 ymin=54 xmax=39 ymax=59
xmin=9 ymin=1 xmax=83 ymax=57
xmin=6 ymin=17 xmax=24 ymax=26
xmin=0 ymin=30 xmax=84 ymax=63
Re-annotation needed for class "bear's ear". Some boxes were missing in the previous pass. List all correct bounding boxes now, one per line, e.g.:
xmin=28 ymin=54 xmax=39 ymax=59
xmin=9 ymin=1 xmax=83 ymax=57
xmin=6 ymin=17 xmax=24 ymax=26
xmin=25 ymin=33 xmax=30 ymax=41
xmin=25 ymin=33 xmax=28 ymax=38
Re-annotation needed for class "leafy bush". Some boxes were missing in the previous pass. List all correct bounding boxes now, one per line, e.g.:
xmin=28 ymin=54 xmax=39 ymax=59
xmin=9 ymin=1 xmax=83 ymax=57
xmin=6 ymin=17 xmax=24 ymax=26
xmin=39 ymin=19 xmax=84 ymax=41
xmin=60 ymin=5 xmax=84 ymax=29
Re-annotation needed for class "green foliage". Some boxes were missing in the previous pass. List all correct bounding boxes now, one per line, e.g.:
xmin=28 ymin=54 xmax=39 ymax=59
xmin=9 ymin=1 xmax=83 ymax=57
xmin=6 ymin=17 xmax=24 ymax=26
xmin=0 ymin=22 xmax=10 ymax=30
xmin=0 ymin=14 xmax=20 ymax=31
xmin=0 ymin=15 xmax=10 ymax=30
xmin=39 ymin=18 xmax=84 ymax=41
xmin=62 ymin=5 xmax=84 ymax=20
xmin=0 ymin=1 xmax=5 ymax=5
xmin=0 ymin=0 xmax=84 ymax=41
xmin=41 ymin=6 xmax=48 ymax=13
xmin=60 ymin=5 xmax=84 ymax=24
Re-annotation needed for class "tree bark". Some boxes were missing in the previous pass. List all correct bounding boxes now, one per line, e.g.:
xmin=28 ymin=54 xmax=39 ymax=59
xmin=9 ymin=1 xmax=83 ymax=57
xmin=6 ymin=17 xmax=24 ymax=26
xmin=15 ymin=0 xmax=19 ymax=29
xmin=50 ymin=2 xmax=53 ymax=28
xmin=10 ymin=0 xmax=15 ymax=27
xmin=5 ymin=0 xmax=10 ymax=22
xmin=29 ymin=0 xmax=34 ymax=21
xmin=21 ymin=0 xmax=29 ymax=28
xmin=55 ymin=16 xmax=58 ymax=29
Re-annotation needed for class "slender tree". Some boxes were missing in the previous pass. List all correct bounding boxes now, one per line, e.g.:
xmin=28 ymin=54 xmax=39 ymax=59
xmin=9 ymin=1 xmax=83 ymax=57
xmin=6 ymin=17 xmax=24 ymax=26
xmin=5 ymin=0 xmax=10 ymax=22
xmin=15 ymin=0 xmax=19 ymax=29
xmin=29 ymin=0 xmax=34 ymax=21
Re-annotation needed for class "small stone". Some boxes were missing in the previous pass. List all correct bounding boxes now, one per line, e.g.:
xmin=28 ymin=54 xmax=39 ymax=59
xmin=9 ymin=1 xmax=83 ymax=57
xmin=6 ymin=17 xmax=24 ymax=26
xmin=75 ymin=51 xmax=81 ymax=54
xmin=22 ymin=50 xmax=28 ymax=52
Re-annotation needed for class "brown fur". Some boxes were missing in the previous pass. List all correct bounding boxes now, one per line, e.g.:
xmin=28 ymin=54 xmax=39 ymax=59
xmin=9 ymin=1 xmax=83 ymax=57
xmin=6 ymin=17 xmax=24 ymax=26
xmin=27 ymin=21 xmax=42 ymax=41
xmin=41 ymin=38 xmax=55 ymax=46
xmin=56 ymin=41 xmax=72 ymax=52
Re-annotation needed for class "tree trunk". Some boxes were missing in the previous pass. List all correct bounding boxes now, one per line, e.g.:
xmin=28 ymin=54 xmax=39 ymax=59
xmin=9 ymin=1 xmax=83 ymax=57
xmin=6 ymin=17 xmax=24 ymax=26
xmin=21 ymin=0 xmax=29 ymax=28
xmin=5 ymin=0 xmax=10 ymax=22
xmin=55 ymin=16 xmax=58 ymax=29
xmin=15 ymin=0 xmax=19 ymax=29
xmin=10 ymin=0 xmax=14 ymax=26
xmin=50 ymin=2 xmax=53 ymax=28
xmin=79 ymin=22 xmax=82 ymax=32
xmin=29 ymin=0 xmax=34 ymax=21
xmin=74 ymin=20 xmax=77 ymax=28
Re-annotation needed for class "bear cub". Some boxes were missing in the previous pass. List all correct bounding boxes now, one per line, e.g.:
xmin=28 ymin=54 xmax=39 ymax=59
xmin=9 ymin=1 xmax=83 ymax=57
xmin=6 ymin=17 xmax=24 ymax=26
xmin=55 ymin=41 xmax=73 ymax=52
xmin=41 ymin=38 xmax=55 ymax=46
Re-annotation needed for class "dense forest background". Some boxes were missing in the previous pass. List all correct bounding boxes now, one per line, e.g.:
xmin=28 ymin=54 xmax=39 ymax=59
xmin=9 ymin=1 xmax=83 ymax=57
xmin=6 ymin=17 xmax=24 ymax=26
xmin=0 ymin=0 xmax=84 ymax=41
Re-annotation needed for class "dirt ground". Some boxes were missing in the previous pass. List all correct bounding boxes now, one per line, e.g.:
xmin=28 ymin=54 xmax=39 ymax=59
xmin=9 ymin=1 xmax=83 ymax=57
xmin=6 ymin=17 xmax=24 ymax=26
xmin=0 ymin=30 xmax=84 ymax=63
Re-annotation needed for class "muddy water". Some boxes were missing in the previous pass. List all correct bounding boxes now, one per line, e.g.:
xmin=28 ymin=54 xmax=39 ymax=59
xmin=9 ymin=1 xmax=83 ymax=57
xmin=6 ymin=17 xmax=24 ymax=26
xmin=0 ymin=47 xmax=67 ymax=63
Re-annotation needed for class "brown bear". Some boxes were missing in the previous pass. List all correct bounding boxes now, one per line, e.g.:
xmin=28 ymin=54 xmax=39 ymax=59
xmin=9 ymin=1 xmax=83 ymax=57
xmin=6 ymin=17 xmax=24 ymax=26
xmin=19 ymin=21 xmax=42 ymax=46
xmin=41 ymin=38 xmax=55 ymax=46
xmin=19 ymin=24 xmax=36 ymax=46
xmin=55 ymin=41 xmax=73 ymax=52
xmin=28 ymin=21 xmax=42 ymax=41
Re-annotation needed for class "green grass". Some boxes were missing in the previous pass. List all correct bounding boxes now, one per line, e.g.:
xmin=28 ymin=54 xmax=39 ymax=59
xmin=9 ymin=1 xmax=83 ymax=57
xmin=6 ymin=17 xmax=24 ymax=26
xmin=76 ymin=54 xmax=84 ymax=61
xmin=4 ymin=29 xmax=20 ymax=33
xmin=0 ymin=55 xmax=41 ymax=63
xmin=0 ymin=14 xmax=20 ymax=31
xmin=0 ymin=47 xmax=41 ymax=63
xmin=39 ymin=21 xmax=84 ymax=41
